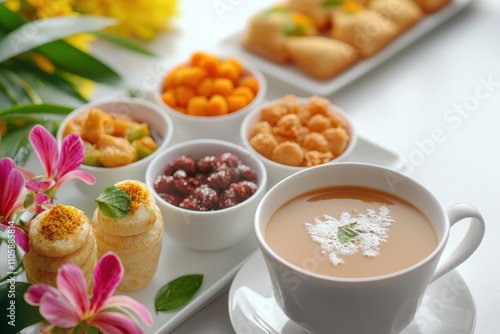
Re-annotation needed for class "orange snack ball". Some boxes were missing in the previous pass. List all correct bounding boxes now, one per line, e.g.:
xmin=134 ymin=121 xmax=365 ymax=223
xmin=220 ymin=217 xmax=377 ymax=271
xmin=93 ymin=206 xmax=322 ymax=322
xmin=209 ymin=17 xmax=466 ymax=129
xmin=207 ymin=94 xmax=229 ymax=116
xmin=175 ymin=67 xmax=208 ymax=88
xmin=217 ymin=60 xmax=241 ymax=83
xmin=280 ymin=95 xmax=302 ymax=114
xmin=328 ymin=112 xmax=350 ymax=129
xmin=233 ymin=86 xmax=255 ymax=102
xmin=174 ymin=86 xmax=195 ymax=107
xmin=196 ymin=78 xmax=213 ymax=97
xmin=226 ymin=95 xmax=249 ymax=113
xmin=187 ymin=96 xmax=209 ymax=116
xmin=272 ymin=142 xmax=304 ymax=166
xmin=190 ymin=52 xmax=220 ymax=76
xmin=161 ymin=89 xmax=177 ymax=109
xmin=306 ymin=95 xmax=330 ymax=116
xmin=275 ymin=113 xmax=301 ymax=138
xmin=302 ymin=132 xmax=329 ymax=153
xmin=260 ymin=104 xmax=287 ymax=126
xmin=212 ymin=78 xmax=234 ymax=96
xmin=323 ymin=127 xmax=350 ymax=157
xmin=250 ymin=132 xmax=278 ymax=159
xmin=163 ymin=65 xmax=189 ymax=90
xmin=307 ymin=114 xmax=331 ymax=133
xmin=249 ymin=121 xmax=273 ymax=138
xmin=238 ymin=75 xmax=259 ymax=95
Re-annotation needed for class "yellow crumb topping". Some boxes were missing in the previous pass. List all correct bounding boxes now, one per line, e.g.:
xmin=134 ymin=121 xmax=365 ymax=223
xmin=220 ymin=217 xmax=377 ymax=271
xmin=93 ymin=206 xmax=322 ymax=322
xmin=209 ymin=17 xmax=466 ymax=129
xmin=117 ymin=181 xmax=150 ymax=212
xmin=40 ymin=204 xmax=85 ymax=241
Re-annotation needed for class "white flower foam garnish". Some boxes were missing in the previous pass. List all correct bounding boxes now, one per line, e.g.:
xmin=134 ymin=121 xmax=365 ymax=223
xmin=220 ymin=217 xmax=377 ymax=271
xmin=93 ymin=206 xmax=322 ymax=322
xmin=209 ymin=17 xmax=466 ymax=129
xmin=304 ymin=206 xmax=394 ymax=266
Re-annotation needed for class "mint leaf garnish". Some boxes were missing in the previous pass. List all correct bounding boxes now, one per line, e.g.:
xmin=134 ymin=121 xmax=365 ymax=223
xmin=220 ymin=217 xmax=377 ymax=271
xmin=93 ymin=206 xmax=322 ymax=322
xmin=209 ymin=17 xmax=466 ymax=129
xmin=95 ymin=186 xmax=132 ymax=218
xmin=338 ymin=222 xmax=360 ymax=244
xmin=322 ymin=0 xmax=345 ymax=7
xmin=155 ymin=274 xmax=204 ymax=313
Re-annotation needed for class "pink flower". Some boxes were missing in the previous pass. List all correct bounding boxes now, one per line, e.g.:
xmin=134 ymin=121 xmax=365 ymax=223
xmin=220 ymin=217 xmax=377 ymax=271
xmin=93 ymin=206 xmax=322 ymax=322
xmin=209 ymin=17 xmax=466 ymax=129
xmin=26 ymin=124 xmax=95 ymax=195
xmin=25 ymin=252 xmax=153 ymax=334
xmin=0 ymin=158 xmax=25 ymax=224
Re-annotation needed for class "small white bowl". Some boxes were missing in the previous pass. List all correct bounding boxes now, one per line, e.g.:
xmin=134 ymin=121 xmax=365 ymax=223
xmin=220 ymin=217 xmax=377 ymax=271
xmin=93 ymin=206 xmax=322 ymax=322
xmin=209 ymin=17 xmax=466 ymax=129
xmin=57 ymin=97 xmax=174 ymax=199
xmin=153 ymin=55 xmax=267 ymax=142
xmin=240 ymin=97 xmax=358 ymax=188
xmin=145 ymin=139 xmax=267 ymax=251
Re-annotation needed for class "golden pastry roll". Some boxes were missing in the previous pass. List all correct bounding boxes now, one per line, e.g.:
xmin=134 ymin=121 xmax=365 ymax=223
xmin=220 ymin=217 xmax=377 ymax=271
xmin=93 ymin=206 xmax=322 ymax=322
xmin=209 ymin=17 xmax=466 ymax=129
xmin=28 ymin=204 xmax=92 ymax=258
xmin=285 ymin=36 xmax=359 ymax=80
xmin=243 ymin=6 xmax=316 ymax=64
xmin=330 ymin=8 xmax=398 ymax=58
xmin=412 ymin=0 xmax=451 ymax=13
xmin=92 ymin=208 xmax=164 ymax=263
xmin=27 ymin=231 xmax=97 ymax=272
xmin=368 ymin=0 xmax=423 ymax=33
xmin=93 ymin=180 xmax=165 ymax=291
xmin=98 ymin=180 xmax=157 ymax=236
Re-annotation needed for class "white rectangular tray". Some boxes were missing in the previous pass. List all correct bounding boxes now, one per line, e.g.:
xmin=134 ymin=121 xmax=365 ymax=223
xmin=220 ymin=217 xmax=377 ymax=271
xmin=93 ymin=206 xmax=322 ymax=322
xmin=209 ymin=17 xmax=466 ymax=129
xmin=221 ymin=0 xmax=475 ymax=96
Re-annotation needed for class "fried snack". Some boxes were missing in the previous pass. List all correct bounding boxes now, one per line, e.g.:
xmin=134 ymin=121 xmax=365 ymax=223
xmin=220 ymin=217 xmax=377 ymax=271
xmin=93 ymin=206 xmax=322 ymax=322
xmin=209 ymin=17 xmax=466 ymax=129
xmin=368 ymin=0 xmax=423 ymax=33
xmin=243 ymin=6 xmax=316 ymax=64
xmin=92 ymin=180 xmax=164 ymax=292
xmin=285 ymin=36 xmax=359 ymax=80
xmin=412 ymin=0 xmax=451 ymax=13
xmin=248 ymin=95 xmax=351 ymax=167
xmin=24 ymin=204 xmax=97 ymax=290
xmin=288 ymin=0 xmax=333 ymax=29
xmin=330 ymin=8 xmax=398 ymax=58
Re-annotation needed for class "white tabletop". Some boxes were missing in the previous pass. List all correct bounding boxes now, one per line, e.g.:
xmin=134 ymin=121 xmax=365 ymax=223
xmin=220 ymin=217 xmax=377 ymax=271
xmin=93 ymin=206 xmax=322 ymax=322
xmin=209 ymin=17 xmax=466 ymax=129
xmin=88 ymin=0 xmax=500 ymax=333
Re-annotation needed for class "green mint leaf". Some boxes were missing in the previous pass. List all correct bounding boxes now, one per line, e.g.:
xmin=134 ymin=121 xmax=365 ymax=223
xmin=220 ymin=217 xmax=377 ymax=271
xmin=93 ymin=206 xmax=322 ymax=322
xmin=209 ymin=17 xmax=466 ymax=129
xmin=284 ymin=23 xmax=308 ymax=37
xmin=322 ymin=0 xmax=345 ymax=7
xmin=155 ymin=274 xmax=204 ymax=313
xmin=95 ymin=186 xmax=132 ymax=218
xmin=338 ymin=222 xmax=360 ymax=244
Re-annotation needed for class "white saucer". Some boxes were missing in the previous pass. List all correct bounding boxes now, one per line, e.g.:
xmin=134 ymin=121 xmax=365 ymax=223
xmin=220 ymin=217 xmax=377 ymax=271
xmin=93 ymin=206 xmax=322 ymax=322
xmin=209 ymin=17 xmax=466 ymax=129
xmin=229 ymin=251 xmax=476 ymax=334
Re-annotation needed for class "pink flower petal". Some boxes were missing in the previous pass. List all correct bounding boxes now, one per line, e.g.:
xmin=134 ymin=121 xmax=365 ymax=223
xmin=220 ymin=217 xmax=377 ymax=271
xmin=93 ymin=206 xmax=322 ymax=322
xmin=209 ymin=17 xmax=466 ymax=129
xmin=38 ymin=291 xmax=81 ymax=328
xmin=91 ymin=252 xmax=123 ymax=312
xmin=55 ymin=170 xmax=96 ymax=189
xmin=25 ymin=179 xmax=54 ymax=193
xmin=0 ymin=158 xmax=25 ymax=220
xmin=102 ymin=295 xmax=153 ymax=327
xmin=14 ymin=225 xmax=30 ymax=253
xmin=35 ymin=192 xmax=52 ymax=215
xmin=89 ymin=311 xmax=144 ymax=334
xmin=24 ymin=284 xmax=58 ymax=306
xmin=29 ymin=125 xmax=58 ymax=180
xmin=57 ymin=134 xmax=85 ymax=179
xmin=56 ymin=263 xmax=90 ymax=317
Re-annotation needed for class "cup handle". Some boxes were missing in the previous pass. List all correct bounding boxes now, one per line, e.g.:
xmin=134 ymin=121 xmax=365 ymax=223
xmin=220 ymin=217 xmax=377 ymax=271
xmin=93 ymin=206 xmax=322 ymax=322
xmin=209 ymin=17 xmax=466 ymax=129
xmin=431 ymin=203 xmax=485 ymax=282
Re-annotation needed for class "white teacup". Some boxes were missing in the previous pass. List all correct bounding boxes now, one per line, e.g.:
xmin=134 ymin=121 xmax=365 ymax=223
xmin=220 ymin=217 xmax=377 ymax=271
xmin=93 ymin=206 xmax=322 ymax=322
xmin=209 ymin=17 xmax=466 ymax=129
xmin=254 ymin=162 xmax=485 ymax=334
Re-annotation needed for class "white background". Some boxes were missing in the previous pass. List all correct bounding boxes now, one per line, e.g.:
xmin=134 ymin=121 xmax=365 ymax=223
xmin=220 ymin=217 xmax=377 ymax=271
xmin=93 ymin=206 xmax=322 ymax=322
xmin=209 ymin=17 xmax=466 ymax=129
xmin=88 ymin=0 xmax=500 ymax=333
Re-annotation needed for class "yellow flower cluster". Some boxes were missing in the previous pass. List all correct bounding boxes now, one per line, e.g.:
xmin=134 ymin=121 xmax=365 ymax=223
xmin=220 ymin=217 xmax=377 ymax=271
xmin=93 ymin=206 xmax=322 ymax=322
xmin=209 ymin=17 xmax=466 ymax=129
xmin=74 ymin=0 xmax=179 ymax=41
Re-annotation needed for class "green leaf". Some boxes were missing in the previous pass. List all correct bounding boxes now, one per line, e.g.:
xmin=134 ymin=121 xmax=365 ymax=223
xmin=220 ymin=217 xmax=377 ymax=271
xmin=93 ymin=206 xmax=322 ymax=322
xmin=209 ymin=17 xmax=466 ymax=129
xmin=155 ymin=274 xmax=203 ymax=313
xmin=0 ymin=15 xmax=116 ymax=62
xmin=322 ymin=0 xmax=345 ymax=7
xmin=0 ymin=103 xmax=73 ymax=117
xmin=96 ymin=186 xmax=132 ymax=217
xmin=0 ymin=66 xmax=42 ymax=104
xmin=338 ymin=222 xmax=360 ymax=244
xmin=10 ymin=58 xmax=88 ymax=103
xmin=37 ymin=41 xmax=123 ymax=86
xmin=93 ymin=31 xmax=156 ymax=56
xmin=0 ymin=281 xmax=45 ymax=334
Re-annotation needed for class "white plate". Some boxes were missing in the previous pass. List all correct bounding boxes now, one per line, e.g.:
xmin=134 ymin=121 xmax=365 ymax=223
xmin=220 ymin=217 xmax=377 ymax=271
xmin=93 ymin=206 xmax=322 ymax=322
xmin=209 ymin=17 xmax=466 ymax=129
xmin=13 ymin=134 xmax=403 ymax=334
xmin=229 ymin=250 xmax=476 ymax=334
xmin=221 ymin=0 xmax=475 ymax=96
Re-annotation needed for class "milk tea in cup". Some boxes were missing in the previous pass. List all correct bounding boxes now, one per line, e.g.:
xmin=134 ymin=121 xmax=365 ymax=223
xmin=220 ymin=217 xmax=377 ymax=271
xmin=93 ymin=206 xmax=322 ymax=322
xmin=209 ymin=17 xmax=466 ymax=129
xmin=255 ymin=162 xmax=485 ymax=334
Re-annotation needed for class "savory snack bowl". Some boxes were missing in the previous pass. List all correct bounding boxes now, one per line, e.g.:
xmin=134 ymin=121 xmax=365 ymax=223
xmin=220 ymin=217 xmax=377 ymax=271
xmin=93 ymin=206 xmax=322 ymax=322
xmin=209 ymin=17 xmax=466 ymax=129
xmin=145 ymin=139 xmax=267 ymax=251
xmin=57 ymin=97 xmax=174 ymax=199
xmin=240 ymin=95 xmax=358 ymax=188
xmin=153 ymin=52 xmax=267 ymax=142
